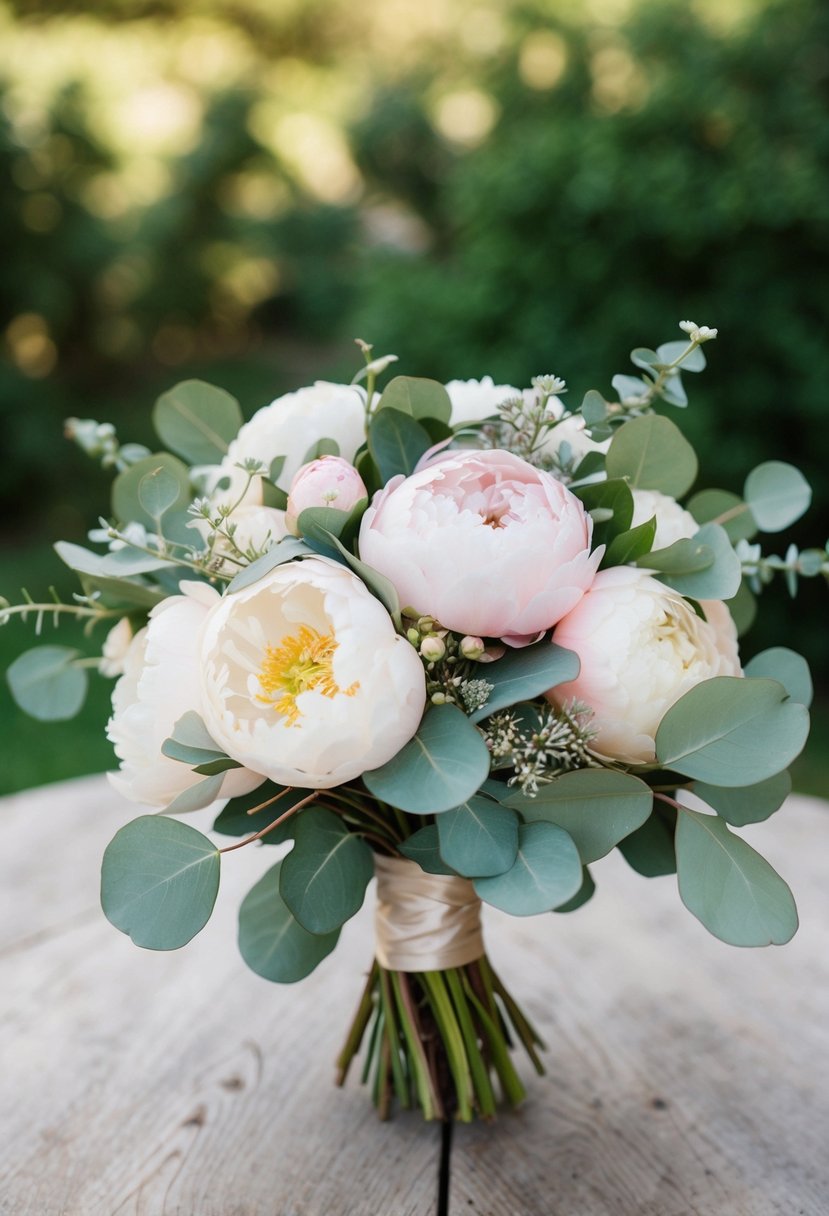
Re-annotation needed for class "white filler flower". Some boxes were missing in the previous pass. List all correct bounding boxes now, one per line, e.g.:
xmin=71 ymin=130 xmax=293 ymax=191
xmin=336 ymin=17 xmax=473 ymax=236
xmin=549 ymin=567 xmax=741 ymax=764
xmin=199 ymin=557 xmax=427 ymax=788
xmin=107 ymin=584 xmax=264 ymax=807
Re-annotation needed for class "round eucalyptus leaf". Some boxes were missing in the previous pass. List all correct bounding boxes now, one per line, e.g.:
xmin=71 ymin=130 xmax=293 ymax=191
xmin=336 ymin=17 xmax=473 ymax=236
xmin=606 ymin=414 xmax=698 ymax=498
xmin=552 ymin=866 xmax=596 ymax=914
xmin=378 ymin=376 xmax=452 ymax=424
xmin=399 ymin=825 xmax=458 ymax=875
xmin=743 ymin=647 xmax=813 ymax=707
xmin=676 ymin=810 xmax=798 ymax=946
xmin=617 ymin=810 xmax=677 ymax=877
xmin=137 ymin=465 xmax=182 ymax=519
xmin=153 ymin=379 xmax=242 ymax=464
xmin=639 ymin=523 xmax=741 ymax=601
xmin=238 ymin=862 xmax=340 ymax=983
xmin=693 ymin=770 xmax=791 ymax=827
xmin=7 ymin=646 xmax=88 ymax=721
xmin=744 ymin=461 xmax=811 ymax=533
xmin=437 ymin=796 xmax=519 ymax=877
xmin=686 ymin=488 xmax=757 ymax=544
xmin=112 ymin=453 xmax=192 ymax=543
xmin=101 ymin=815 xmax=220 ymax=950
xmin=368 ymin=407 xmax=432 ymax=481
xmin=473 ymin=821 xmax=582 ymax=916
xmin=469 ymin=643 xmax=580 ymax=725
xmin=279 ymin=808 xmax=374 ymax=934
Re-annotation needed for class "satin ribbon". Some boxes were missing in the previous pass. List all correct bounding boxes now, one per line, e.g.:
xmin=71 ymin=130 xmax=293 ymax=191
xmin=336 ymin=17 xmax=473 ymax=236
xmin=374 ymin=855 xmax=484 ymax=972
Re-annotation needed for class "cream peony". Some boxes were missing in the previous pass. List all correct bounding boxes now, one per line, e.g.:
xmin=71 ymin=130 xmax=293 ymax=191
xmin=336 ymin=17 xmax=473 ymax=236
xmin=198 ymin=556 xmax=426 ymax=788
xmin=106 ymin=583 xmax=264 ymax=807
xmin=359 ymin=449 xmax=601 ymax=643
xmin=631 ymin=488 xmax=697 ymax=550
xmin=549 ymin=567 xmax=741 ymax=764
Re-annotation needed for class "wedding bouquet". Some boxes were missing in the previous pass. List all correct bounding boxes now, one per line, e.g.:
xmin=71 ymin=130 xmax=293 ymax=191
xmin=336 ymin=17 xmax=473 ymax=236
xmin=4 ymin=322 xmax=825 ymax=1123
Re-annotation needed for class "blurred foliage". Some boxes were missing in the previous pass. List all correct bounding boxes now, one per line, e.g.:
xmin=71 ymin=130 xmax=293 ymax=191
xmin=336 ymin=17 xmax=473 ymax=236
xmin=0 ymin=0 xmax=827 ymax=791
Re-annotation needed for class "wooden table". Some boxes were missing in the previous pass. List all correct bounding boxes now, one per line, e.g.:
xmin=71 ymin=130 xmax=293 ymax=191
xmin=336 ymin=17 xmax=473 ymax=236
xmin=1 ymin=775 xmax=827 ymax=1216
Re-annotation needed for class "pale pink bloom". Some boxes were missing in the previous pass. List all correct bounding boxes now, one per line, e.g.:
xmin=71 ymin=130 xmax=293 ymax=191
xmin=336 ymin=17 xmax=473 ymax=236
xmin=286 ymin=456 xmax=367 ymax=534
xmin=549 ymin=567 xmax=742 ymax=764
xmin=359 ymin=449 xmax=601 ymax=644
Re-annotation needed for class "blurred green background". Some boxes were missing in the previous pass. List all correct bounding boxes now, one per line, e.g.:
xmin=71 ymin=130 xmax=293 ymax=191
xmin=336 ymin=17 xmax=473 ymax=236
xmin=1 ymin=0 xmax=827 ymax=795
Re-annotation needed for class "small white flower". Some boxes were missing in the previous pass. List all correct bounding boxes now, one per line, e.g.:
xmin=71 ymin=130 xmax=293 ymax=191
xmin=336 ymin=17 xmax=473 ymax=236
xmin=679 ymin=320 xmax=718 ymax=343
xmin=199 ymin=557 xmax=427 ymax=788
xmin=107 ymin=583 xmax=264 ymax=807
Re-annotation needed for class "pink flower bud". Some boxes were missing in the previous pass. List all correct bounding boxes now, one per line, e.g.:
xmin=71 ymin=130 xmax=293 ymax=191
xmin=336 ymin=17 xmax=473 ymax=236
xmin=286 ymin=456 xmax=367 ymax=535
xmin=460 ymin=635 xmax=485 ymax=660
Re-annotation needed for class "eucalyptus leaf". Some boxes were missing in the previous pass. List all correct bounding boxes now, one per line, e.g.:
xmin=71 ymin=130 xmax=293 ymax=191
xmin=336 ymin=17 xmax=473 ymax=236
xmin=655 ymin=676 xmax=810 ymax=786
xmin=153 ymin=379 xmax=243 ymax=464
xmin=77 ymin=572 xmax=167 ymax=611
xmin=437 ymin=796 xmax=519 ymax=877
xmin=212 ymin=783 xmax=309 ymax=842
xmin=7 ymin=646 xmax=87 ymax=721
xmin=603 ymin=517 xmax=657 ymax=568
xmin=469 ymin=643 xmax=580 ymax=725
xmin=612 ymin=374 xmax=652 ymax=402
xmin=320 ymin=532 xmax=401 ymax=623
xmin=574 ymin=479 xmax=634 ymax=548
xmin=112 ymin=453 xmax=193 ymax=544
xmin=630 ymin=347 xmax=661 ymax=371
xmin=473 ymin=821 xmax=582 ymax=915
xmin=296 ymin=499 xmax=367 ymax=549
xmin=744 ymin=462 xmax=812 ymax=533
xmin=580 ymin=390 xmax=607 ymax=425
xmin=676 ymin=809 xmax=798 ymax=946
xmin=55 ymin=540 xmax=175 ymax=578
xmin=226 ymin=538 xmax=313 ymax=593
xmin=655 ymin=340 xmax=706 ymax=372
xmin=506 ymin=769 xmax=653 ymax=863
xmin=163 ymin=773 xmax=226 ymax=814
xmin=399 ymin=825 xmax=457 ymax=875
xmin=640 ymin=523 xmax=741 ymax=600
xmin=686 ymin=488 xmax=757 ymax=544
xmin=279 ymin=808 xmax=374 ymax=934
xmin=101 ymin=815 xmax=220 ymax=950
xmin=238 ymin=862 xmax=340 ymax=982
xmin=743 ymin=647 xmax=813 ymax=707
xmin=606 ymin=415 xmax=698 ymax=498
xmin=363 ymin=704 xmax=490 ymax=815
xmin=552 ymin=866 xmax=596 ymax=913
xmin=138 ymin=465 xmax=183 ymax=519
xmin=618 ymin=808 xmax=677 ymax=876
xmin=368 ymin=408 xmax=431 ymax=480
xmin=728 ymin=581 xmax=757 ymax=636
xmin=693 ymin=770 xmax=792 ymax=827
xmin=378 ymin=376 xmax=452 ymax=424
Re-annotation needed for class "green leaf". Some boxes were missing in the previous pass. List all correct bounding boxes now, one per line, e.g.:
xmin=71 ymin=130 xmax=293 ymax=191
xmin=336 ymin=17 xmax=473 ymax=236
xmin=473 ymin=821 xmax=582 ymax=915
xmin=378 ymin=376 xmax=452 ymax=424
xmin=112 ymin=453 xmax=193 ymax=544
xmin=163 ymin=773 xmax=225 ymax=814
xmin=302 ymin=437 xmax=340 ymax=463
xmin=655 ymin=676 xmax=810 ymax=786
xmin=238 ymin=862 xmax=340 ymax=982
xmin=606 ymin=415 xmax=698 ymax=498
xmin=574 ymin=478 xmax=634 ymax=548
xmin=603 ymin=517 xmax=657 ymax=568
xmin=137 ymin=464 xmax=183 ymax=520
xmin=676 ymin=809 xmax=798 ymax=946
xmin=368 ymin=408 xmax=431 ymax=481
xmin=744 ymin=462 xmax=812 ymax=533
xmin=618 ymin=808 xmax=677 ymax=876
xmin=296 ymin=498 xmax=367 ymax=549
xmin=153 ymin=379 xmax=243 ymax=464
xmin=552 ymin=866 xmax=596 ymax=913
xmin=318 ymin=532 xmax=401 ymax=624
xmin=580 ymin=390 xmax=607 ymax=425
xmin=162 ymin=712 xmax=227 ymax=766
xmin=76 ymin=572 xmax=167 ymax=611
xmin=437 ymin=796 xmax=519 ymax=877
xmin=612 ymin=374 xmax=652 ymax=402
xmin=655 ymin=340 xmax=706 ymax=372
xmin=506 ymin=769 xmax=652 ymax=863
xmin=693 ymin=770 xmax=792 ymax=826
xmin=226 ymin=538 xmax=313 ymax=593
xmin=101 ymin=815 xmax=220 ymax=950
xmin=469 ymin=643 xmax=579 ymax=725
xmin=212 ymin=783 xmax=308 ymax=842
xmin=729 ymin=581 xmax=757 ymax=636
xmin=279 ymin=808 xmax=374 ymax=934
xmin=630 ymin=347 xmax=661 ymax=371
xmin=639 ymin=523 xmax=741 ymax=600
xmin=744 ymin=647 xmax=813 ymax=707
xmin=7 ymin=646 xmax=88 ymax=721
xmin=55 ymin=540 xmax=175 ymax=578
xmin=399 ymin=824 xmax=457 ymax=875
xmin=363 ymin=704 xmax=490 ymax=815
xmin=686 ymin=488 xmax=757 ymax=544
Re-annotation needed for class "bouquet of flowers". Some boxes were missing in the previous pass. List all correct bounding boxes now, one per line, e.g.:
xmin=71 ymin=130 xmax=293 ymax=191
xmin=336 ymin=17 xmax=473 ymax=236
xmin=4 ymin=322 xmax=825 ymax=1123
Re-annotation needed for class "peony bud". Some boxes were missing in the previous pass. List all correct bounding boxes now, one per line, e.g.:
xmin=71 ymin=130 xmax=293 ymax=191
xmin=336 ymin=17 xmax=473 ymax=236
xmin=285 ymin=456 xmax=368 ymax=535
xmin=460 ymin=635 xmax=485 ymax=660
xmin=420 ymin=635 xmax=446 ymax=662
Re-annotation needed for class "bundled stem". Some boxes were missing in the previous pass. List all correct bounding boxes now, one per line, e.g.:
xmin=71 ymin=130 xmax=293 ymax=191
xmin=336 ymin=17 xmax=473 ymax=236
xmin=336 ymin=954 xmax=545 ymax=1122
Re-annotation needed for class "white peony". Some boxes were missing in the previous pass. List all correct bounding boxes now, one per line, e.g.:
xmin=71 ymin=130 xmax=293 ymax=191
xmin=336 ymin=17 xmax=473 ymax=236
xmin=198 ymin=556 xmax=427 ymax=788
xmin=106 ymin=583 xmax=264 ymax=807
xmin=99 ymin=617 xmax=134 ymax=678
xmin=631 ymin=488 xmax=698 ymax=550
xmin=445 ymin=378 xmax=522 ymax=427
xmin=549 ymin=566 xmax=741 ymax=764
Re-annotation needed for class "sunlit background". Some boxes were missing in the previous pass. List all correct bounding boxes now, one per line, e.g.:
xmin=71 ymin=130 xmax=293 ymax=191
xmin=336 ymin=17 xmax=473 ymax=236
xmin=1 ymin=0 xmax=827 ymax=793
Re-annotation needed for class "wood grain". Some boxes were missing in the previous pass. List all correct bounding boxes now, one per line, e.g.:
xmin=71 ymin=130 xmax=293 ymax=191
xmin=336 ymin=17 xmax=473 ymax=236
xmin=1 ymin=776 xmax=827 ymax=1215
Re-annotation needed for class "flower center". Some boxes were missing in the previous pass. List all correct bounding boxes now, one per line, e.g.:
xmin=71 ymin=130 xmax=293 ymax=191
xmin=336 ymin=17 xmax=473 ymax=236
xmin=256 ymin=625 xmax=359 ymax=725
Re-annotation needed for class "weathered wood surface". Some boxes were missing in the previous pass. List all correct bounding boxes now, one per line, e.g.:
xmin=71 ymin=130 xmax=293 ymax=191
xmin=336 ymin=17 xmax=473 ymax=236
xmin=0 ymin=775 xmax=827 ymax=1216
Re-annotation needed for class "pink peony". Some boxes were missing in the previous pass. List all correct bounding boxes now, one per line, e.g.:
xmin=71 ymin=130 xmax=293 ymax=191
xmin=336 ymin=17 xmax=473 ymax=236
xmin=358 ymin=449 xmax=601 ymax=644
xmin=286 ymin=456 xmax=368 ymax=534
xmin=548 ymin=567 xmax=742 ymax=764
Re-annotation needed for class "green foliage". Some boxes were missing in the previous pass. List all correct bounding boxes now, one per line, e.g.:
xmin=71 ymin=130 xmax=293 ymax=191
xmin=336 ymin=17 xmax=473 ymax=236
xmin=743 ymin=647 xmax=813 ymax=707
xmin=606 ymin=416 xmax=698 ymax=498
xmin=368 ymin=408 xmax=431 ymax=480
xmin=112 ymin=454 xmax=193 ymax=543
xmin=675 ymin=809 xmax=798 ymax=946
xmin=744 ymin=462 xmax=812 ymax=533
xmin=100 ymin=815 xmax=220 ymax=950
xmin=377 ymin=376 xmax=452 ymax=424
xmin=212 ymin=783 xmax=308 ymax=842
xmin=693 ymin=771 xmax=792 ymax=827
xmin=618 ymin=808 xmax=677 ymax=877
xmin=469 ymin=643 xmax=579 ymax=725
xmin=238 ymin=862 xmax=340 ymax=983
xmin=473 ymin=821 xmax=582 ymax=915
xmin=279 ymin=808 xmax=374 ymax=934
xmin=436 ymin=795 xmax=519 ymax=877
xmin=505 ymin=769 xmax=652 ymax=864
xmin=573 ymin=479 xmax=634 ymax=549
xmin=638 ymin=523 xmax=741 ymax=600
xmin=655 ymin=676 xmax=810 ymax=786
xmin=686 ymin=489 xmax=757 ymax=544
xmin=153 ymin=381 xmax=244 ymax=465
xmin=363 ymin=704 xmax=490 ymax=814
xmin=6 ymin=645 xmax=88 ymax=721
xmin=398 ymin=824 xmax=457 ymax=875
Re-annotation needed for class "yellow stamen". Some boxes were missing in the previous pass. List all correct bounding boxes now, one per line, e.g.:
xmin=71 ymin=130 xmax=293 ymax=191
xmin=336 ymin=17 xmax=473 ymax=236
xmin=256 ymin=625 xmax=359 ymax=725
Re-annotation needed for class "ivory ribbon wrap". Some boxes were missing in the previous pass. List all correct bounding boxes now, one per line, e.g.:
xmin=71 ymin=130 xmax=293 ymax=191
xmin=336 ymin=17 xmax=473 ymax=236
xmin=374 ymin=855 xmax=484 ymax=972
